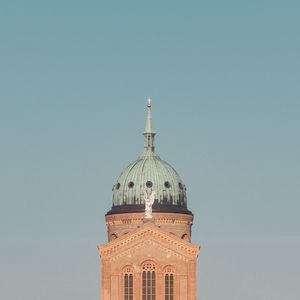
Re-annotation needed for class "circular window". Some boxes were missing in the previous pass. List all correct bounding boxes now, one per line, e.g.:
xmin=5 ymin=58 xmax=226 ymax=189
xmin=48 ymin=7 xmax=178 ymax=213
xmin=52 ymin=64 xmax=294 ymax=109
xmin=146 ymin=181 xmax=153 ymax=188
xmin=116 ymin=183 xmax=120 ymax=190
xmin=128 ymin=181 xmax=134 ymax=188
xmin=164 ymin=181 xmax=171 ymax=188
xmin=179 ymin=182 xmax=183 ymax=189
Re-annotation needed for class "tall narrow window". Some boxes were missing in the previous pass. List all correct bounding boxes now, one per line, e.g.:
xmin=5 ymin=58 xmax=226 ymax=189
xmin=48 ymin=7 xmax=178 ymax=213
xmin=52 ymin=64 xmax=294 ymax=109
xmin=170 ymin=274 xmax=173 ymax=300
xmin=123 ymin=266 xmax=133 ymax=300
xmin=165 ymin=274 xmax=169 ymax=300
xmin=152 ymin=271 xmax=155 ymax=300
xmin=164 ymin=267 xmax=174 ymax=300
xmin=142 ymin=262 xmax=156 ymax=300
xmin=142 ymin=271 xmax=146 ymax=300
xmin=125 ymin=274 xmax=129 ymax=300
xmin=129 ymin=274 xmax=133 ymax=300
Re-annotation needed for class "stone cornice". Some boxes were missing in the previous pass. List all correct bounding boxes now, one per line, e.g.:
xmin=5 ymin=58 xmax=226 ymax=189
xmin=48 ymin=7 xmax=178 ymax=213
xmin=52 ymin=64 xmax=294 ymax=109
xmin=105 ymin=212 xmax=193 ymax=226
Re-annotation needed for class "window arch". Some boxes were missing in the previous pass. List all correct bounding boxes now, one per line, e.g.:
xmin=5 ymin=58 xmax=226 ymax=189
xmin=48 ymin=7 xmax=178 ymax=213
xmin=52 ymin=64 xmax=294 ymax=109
xmin=110 ymin=233 xmax=118 ymax=240
xmin=123 ymin=266 xmax=133 ymax=300
xmin=181 ymin=233 xmax=190 ymax=241
xmin=164 ymin=266 xmax=175 ymax=300
xmin=142 ymin=261 xmax=156 ymax=300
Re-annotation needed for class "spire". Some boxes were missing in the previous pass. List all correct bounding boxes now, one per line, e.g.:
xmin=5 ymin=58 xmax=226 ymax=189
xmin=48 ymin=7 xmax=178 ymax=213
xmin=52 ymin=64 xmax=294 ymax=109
xmin=144 ymin=97 xmax=155 ymax=134
xmin=143 ymin=97 xmax=156 ymax=152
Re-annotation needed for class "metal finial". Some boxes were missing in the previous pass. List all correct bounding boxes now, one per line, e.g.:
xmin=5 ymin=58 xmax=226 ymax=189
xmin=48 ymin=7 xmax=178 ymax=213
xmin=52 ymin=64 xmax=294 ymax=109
xmin=144 ymin=97 xmax=155 ymax=151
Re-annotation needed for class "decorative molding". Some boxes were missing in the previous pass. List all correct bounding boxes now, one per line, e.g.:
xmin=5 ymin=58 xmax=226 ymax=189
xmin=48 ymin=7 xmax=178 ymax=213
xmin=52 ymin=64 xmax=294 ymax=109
xmin=106 ymin=212 xmax=193 ymax=226
xmin=98 ymin=224 xmax=200 ymax=260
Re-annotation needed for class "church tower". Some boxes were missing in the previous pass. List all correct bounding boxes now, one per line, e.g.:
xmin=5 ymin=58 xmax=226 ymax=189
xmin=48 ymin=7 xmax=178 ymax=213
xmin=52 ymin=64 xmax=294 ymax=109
xmin=98 ymin=99 xmax=200 ymax=300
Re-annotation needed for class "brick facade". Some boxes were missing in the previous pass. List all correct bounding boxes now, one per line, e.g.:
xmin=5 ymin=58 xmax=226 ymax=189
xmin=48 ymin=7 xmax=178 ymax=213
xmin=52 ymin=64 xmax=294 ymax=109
xmin=98 ymin=221 xmax=200 ymax=300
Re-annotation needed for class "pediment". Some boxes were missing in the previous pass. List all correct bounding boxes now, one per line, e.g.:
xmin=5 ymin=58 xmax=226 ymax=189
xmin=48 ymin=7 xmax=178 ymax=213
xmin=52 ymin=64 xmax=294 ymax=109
xmin=98 ymin=223 xmax=200 ymax=261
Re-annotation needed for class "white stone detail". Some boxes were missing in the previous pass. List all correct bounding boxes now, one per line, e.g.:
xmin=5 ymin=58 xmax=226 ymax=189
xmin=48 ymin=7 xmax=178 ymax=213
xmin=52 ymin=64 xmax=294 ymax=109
xmin=144 ymin=190 xmax=155 ymax=218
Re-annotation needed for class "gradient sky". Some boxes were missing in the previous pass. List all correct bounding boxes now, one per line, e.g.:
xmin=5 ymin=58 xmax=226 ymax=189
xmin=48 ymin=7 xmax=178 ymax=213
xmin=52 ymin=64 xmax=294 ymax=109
xmin=0 ymin=1 xmax=299 ymax=299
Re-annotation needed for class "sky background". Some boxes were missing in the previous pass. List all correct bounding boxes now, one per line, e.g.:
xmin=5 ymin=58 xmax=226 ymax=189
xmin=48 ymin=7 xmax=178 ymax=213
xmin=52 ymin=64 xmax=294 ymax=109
xmin=0 ymin=0 xmax=299 ymax=299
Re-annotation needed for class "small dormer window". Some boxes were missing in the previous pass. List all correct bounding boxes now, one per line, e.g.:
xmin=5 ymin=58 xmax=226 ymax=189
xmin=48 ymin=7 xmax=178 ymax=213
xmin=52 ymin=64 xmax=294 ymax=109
xmin=146 ymin=181 xmax=153 ymax=188
xmin=165 ymin=181 xmax=171 ymax=188
xmin=128 ymin=182 xmax=134 ymax=188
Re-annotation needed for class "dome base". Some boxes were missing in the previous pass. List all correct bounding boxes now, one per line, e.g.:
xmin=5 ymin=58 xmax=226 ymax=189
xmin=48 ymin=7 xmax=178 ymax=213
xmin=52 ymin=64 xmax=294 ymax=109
xmin=106 ymin=204 xmax=193 ymax=216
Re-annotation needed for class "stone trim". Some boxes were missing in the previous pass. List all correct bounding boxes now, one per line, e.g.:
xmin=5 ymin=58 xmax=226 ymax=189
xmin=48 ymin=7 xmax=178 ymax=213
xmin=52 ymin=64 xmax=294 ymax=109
xmin=98 ymin=224 xmax=200 ymax=260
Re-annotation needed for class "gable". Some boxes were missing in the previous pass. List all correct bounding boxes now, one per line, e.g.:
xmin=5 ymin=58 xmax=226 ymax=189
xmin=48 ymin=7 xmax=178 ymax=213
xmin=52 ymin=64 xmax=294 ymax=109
xmin=98 ymin=223 xmax=200 ymax=261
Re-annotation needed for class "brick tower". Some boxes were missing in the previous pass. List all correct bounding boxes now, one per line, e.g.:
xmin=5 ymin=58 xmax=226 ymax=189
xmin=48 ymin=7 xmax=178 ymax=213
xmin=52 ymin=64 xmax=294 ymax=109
xmin=98 ymin=99 xmax=200 ymax=300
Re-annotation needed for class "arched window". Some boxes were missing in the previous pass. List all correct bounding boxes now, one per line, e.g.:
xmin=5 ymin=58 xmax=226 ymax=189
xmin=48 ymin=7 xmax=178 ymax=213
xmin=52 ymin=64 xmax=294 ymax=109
xmin=123 ymin=266 xmax=133 ymax=300
xmin=142 ymin=262 xmax=156 ymax=300
xmin=164 ymin=267 xmax=174 ymax=300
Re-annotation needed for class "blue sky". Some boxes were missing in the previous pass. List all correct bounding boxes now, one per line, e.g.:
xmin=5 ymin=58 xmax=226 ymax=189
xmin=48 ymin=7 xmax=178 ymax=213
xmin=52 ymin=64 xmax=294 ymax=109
xmin=0 ymin=1 xmax=299 ymax=299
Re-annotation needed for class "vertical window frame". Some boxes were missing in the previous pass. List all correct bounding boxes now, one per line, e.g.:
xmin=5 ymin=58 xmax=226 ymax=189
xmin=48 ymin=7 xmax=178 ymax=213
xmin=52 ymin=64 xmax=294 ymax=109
xmin=141 ymin=261 xmax=156 ymax=300
xmin=123 ymin=266 xmax=134 ymax=300
xmin=164 ymin=266 xmax=175 ymax=300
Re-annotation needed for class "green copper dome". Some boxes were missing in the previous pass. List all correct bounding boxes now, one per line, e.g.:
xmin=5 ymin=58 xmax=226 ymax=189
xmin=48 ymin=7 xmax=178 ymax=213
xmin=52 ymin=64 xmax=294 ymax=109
xmin=107 ymin=98 xmax=191 ymax=215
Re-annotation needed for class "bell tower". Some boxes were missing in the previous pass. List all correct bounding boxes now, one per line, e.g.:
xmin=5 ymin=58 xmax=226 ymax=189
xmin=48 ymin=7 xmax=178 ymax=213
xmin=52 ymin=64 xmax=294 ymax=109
xmin=98 ymin=99 xmax=200 ymax=300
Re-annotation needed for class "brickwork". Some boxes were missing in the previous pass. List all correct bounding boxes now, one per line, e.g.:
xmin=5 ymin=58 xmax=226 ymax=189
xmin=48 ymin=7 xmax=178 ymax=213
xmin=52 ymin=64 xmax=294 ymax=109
xmin=105 ymin=212 xmax=194 ymax=242
xmin=98 ymin=222 xmax=200 ymax=300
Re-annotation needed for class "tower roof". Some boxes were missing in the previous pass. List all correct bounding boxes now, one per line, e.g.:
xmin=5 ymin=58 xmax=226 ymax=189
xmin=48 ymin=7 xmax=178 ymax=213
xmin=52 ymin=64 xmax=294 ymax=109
xmin=107 ymin=99 xmax=192 ymax=215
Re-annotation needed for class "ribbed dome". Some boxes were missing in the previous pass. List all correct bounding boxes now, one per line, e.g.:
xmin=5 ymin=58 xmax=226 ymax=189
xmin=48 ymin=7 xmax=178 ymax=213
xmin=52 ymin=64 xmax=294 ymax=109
xmin=107 ymin=98 xmax=192 ymax=215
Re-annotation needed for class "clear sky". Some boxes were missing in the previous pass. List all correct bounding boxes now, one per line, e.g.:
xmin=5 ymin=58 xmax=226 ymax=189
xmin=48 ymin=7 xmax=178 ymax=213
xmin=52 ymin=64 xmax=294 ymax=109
xmin=0 ymin=1 xmax=299 ymax=299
